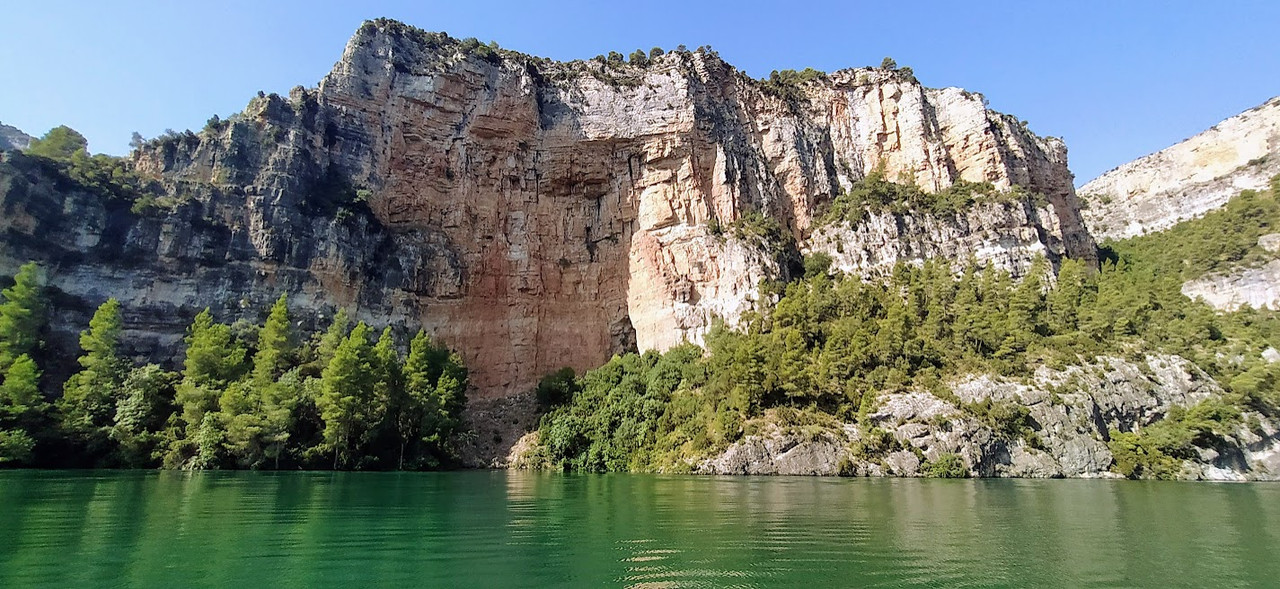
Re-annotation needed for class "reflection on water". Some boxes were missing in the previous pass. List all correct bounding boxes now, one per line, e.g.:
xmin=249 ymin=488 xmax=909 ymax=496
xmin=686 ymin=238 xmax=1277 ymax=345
xmin=0 ymin=471 xmax=1277 ymax=588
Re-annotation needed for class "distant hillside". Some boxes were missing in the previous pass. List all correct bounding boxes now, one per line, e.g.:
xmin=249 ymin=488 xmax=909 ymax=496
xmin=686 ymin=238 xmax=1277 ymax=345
xmin=1079 ymin=96 xmax=1280 ymax=240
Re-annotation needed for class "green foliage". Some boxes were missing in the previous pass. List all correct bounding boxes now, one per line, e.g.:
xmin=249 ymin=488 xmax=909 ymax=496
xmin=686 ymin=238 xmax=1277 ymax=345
xmin=110 ymin=364 xmax=176 ymax=466
xmin=176 ymin=308 xmax=248 ymax=428
xmin=761 ymin=68 xmax=827 ymax=101
xmin=922 ymin=453 xmax=968 ymax=478
xmin=0 ymin=262 xmax=45 ymax=373
xmin=880 ymin=57 xmax=898 ymax=70
xmin=537 ymin=367 xmax=579 ymax=410
xmin=1108 ymin=398 xmax=1243 ymax=479
xmin=537 ymin=181 xmax=1280 ymax=474
xmin=58 ymin=299 xmax=128 ymax=453
xmin=628 ymin=49 xmax=648 ymax=66
xmin=822 ymin=170 xmax=1039 ymax=225
xmin=252 ymin=294 xmax=293 ymax=384
xmin=803 ymin=252 xmax=834 ymax=279
xmin=1104 ymin=181 xmax=1280 ymax=281
xmin=21 ymin=127 xmax=163 ymax=207
xmin=26 ymin=126 xmax=88 ymax=160
xmin=318 ymin=322 xmax=377 ymax=469
xmin=0 ymin=428 xmax=35 ymax=464
xmin=730 ymin=210 xmax=793 ymax=257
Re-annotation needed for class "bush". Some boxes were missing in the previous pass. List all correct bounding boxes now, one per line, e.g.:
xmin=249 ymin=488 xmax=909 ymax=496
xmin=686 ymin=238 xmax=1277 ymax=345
xmin=923 ymin=453 xmax=967 ymax=478
xmin=535 ymin=367 xmax=578 ymax=410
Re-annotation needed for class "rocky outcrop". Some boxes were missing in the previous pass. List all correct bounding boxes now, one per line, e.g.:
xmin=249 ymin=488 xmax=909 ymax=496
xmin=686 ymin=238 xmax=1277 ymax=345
xmin=699 ymin=355 xmax=1280 ymax=480
xmin=1079 ymin=96 xmax=1280 ymax=240
xmin=1181 ymin=233 xmax=1280 ymax=311
xmin=807 ymin=199 xmax=1074 ymax=279
xmin=0 ymin=121 xmax=32 ymax=151
xmin=0 ymin=20 xmax=1095 ymax=461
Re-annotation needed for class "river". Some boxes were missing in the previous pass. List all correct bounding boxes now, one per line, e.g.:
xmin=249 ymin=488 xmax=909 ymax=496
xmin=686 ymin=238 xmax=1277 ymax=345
xmin=1 ymin=471 xmax=1277 ymax=587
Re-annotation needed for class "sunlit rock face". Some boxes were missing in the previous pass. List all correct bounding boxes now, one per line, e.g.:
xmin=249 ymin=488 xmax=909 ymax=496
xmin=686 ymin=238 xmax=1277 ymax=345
xmin=0 ymin=20 xmax=1094 ymax=461
xmin=1079 ymin=96 xmax=1280 ymax=240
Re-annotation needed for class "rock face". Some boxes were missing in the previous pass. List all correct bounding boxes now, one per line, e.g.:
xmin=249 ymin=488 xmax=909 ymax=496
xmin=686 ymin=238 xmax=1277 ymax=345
xmin=0 ymin=122 xmax=32 ymax=151
xmin=1179 ymin=234 xmax=1280 ymax=311
xmin=1182 ymin=259 xmax=1280 ymax=311
xmin=699 ymin=355 xmax=1280 ymax=480
xmin=1079 ymin=96 xmax=1280 ymax=240
xmin=0 ymin=20 xmax=1094 ymax=460
xmin=808 ymin=199 xmax=1077 ymax=279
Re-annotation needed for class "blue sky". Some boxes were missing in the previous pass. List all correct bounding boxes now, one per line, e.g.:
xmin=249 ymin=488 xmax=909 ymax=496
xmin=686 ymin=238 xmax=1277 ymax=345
xmin=2 ymin=0 xmax=1277 ymax=184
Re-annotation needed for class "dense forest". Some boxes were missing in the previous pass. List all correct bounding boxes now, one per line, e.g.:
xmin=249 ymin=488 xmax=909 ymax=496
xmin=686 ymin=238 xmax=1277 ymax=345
xmin=0 ymin=268 xmax=470 ymax=470
xmin=529 ymin=177 xmax=1280 ymax=477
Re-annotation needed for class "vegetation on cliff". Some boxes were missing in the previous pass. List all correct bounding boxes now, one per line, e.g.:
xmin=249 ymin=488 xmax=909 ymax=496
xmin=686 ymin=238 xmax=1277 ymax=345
xmin=0 ymin=273 xmax=468 ymax=470
xmin=530 ymin=180 xmax=1280 ymax=477
xmin=820 ymin=168 xmax=1046 ymax=225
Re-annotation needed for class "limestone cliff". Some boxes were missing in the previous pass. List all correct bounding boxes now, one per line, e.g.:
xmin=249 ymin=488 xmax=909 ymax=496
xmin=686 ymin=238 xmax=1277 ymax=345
xmin=1079 ymin=96 xmax=1280 ymax=240
xmin=0 ymin=20 xmax=1095 ymax=459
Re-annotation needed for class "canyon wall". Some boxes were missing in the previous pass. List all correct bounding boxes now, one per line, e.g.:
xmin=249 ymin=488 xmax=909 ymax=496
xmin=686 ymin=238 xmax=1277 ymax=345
xmin=0 ymin=21 xmax=1095 ymax=450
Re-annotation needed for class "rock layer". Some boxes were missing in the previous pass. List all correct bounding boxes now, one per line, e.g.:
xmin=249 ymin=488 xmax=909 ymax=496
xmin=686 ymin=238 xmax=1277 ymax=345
xmin=1079 ymin=96 xmax=1280 ymax=240
xmin=0 ymin=20 xmax=1095 ymax=460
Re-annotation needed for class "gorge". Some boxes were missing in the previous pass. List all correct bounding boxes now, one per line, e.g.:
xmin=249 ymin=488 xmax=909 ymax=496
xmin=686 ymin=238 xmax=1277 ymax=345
xmin=1 ymin=19 xmax=1277 ymax=479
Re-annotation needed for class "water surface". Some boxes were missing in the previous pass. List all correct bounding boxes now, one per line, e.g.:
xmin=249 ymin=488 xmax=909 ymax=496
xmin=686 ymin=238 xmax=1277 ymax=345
xmin=1 ymin=471 xmax=1276 ymax=587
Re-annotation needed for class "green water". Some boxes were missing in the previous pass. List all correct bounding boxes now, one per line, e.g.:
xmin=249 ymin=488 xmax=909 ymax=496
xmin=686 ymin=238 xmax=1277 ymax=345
xmin=1 ymin=472 xmax=1277 ymax=588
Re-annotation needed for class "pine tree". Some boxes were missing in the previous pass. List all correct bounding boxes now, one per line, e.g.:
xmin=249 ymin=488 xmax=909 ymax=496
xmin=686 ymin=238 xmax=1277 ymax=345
xmin=310 ymin=309 xmax=350 ymax=374
xmin=1048 ymin=258 xmax=1087 ymax=334
xmin=396 ymin=330 xmax=444 ymax=467
xmin=428 ymin=350 xmax=468 ymax=456
xmin=59 ymin=298 xmax=128 ymax=450
xmin=0 ymin=354 xmax=49 ymax=464
xmin=109 ymin=364 xmax=175 ymax=466
xmin=175 ymin=308 xmax=247 ymax=428
xmin=318 ymin=322 xmax=375 ymax=469
xmin=252 ymin=294 xmax=292 ymax=384
xmin=0 ymin=354 xmax=45 ymax=427
xmin=999 ymin=256 xmax=1048 ymax=358
xmin=0 ymin=262 xmax=45 ymax=373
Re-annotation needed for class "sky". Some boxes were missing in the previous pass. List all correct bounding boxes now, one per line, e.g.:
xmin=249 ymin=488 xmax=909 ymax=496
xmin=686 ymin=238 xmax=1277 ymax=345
xmin=2 ymin=1 xmax=1278 ymax=185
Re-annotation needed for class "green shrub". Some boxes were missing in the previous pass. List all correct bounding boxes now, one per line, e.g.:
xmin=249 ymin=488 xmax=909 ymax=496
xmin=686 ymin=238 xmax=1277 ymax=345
xmin=923 ymin=453 xmax=967 ymax=478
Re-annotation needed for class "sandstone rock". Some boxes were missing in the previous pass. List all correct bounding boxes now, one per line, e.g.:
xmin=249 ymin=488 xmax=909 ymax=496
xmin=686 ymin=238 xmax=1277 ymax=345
xmin=1079 ymin=96 xmax=1280 ymax=240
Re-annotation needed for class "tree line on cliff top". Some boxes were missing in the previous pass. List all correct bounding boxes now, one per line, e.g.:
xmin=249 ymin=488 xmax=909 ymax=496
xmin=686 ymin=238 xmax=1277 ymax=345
xmin=0 ymin=267 xmax=468 ymax=470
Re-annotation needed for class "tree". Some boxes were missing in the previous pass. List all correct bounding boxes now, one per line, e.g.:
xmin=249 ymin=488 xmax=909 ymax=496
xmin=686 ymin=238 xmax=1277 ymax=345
xmin=649 ymin=47 xmax=665 ymax=59
xmin=629 ymin=49 xmax=648 ymax=66
xmin=308 ymin=309 xmax=350 ymax=375
xmin=395 ymin=330 xmax=446 ymax=468
xmin=27 ymin=126 xmax=89 ymax=160
xmin=0 ymin=262 xmax=45 ymax=373
xmin=252 ymin=294 xmax=293 ymax=384
xmin=58 ymin=298 xmax=128 ymax=452
xmin=536 ymin=367 xmax=578 ymax=410
xmin=1 ymin=354 xmax=46 ymax=428
xmin=317 ymin=322 xmax=376 ymax=469
xmin=0 ymin=429 xmax=34 ymax=464
xmin=880 ymin=57 xmax=898 ymax=70
xmin=175 ymin=308 xmax=247 ymax=428
xmin=110 ymin=364 xmax=175 ymax=466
